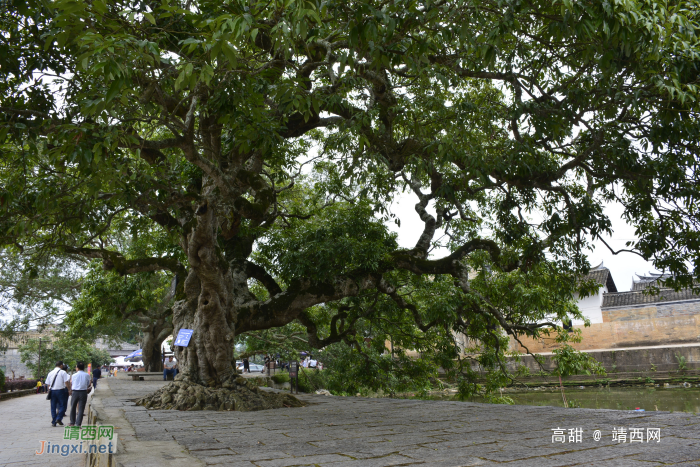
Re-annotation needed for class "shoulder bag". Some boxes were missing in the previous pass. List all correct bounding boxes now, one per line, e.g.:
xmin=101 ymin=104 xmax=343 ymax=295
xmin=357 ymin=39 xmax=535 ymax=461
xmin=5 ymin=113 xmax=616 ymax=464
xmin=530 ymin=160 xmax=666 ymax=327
xmin=46 ymin=370 xmax=59 ymax=400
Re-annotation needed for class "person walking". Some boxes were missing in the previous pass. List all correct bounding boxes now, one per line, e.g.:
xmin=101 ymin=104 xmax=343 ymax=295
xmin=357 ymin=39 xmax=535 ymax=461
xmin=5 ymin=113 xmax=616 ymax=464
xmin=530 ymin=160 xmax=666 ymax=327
xmin=91 ymin=364 xmax=101 ymax=389
xmin=243 ymin=357 xmax=250 ymax=373
xmin=45 ymin=361 xmax=70 ymax=427
xmin=163 ymin=356 xmax=178 ymax=380
xmin=68 ymin=362 xmax=92 ymax=428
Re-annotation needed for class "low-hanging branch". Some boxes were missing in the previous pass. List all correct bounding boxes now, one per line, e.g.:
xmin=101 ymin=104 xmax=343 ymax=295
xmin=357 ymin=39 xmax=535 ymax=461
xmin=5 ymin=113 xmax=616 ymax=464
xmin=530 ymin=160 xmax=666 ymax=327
xmin=62 ymin=247 xmax=186 ymax=277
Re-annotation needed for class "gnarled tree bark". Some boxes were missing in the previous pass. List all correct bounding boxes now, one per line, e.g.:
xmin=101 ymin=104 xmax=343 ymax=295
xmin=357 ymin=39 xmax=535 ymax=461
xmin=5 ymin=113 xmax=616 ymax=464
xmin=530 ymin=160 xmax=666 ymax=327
xmin=137 ymin=199 xmax=304 ymax=411
xmin=139 ymin=318 xmax=172 ymax=372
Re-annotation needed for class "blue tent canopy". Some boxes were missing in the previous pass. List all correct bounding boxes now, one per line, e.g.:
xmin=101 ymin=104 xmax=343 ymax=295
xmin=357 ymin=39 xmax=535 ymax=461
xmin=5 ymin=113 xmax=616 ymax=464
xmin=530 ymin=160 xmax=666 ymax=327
xmin=124 ymin=349 xmax=142 ymax=360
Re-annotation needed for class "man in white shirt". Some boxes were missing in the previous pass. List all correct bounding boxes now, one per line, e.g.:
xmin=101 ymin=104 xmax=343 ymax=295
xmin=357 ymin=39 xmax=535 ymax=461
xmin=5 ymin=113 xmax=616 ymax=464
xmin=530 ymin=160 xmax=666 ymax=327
xmin=68 ymin=362 xmax=92 ymax=427
xmin=45 ymin=361 xmax=71 ymax=427
xmin=163 ymin=356 xmax=178 ymax=380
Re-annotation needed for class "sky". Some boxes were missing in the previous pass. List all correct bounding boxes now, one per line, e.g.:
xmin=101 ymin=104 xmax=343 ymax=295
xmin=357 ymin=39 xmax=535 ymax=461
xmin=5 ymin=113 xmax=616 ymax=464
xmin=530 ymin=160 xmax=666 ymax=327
xmin=581 ymin=202 xmax=659 ymax=292
xmin=385 ymin=192 xmax=657 ymax=293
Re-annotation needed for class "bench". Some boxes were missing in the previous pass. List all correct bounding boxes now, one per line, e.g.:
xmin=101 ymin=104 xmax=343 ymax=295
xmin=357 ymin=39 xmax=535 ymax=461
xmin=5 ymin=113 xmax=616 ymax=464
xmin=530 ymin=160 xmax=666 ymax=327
xmin=128 ymin=372 xmax=166 ymax=381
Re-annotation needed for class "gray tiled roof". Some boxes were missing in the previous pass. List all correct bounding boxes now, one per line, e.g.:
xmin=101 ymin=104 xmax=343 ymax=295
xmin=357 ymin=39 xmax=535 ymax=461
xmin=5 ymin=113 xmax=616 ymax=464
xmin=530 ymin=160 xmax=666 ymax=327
xmin=631 ymin=273 xmax=672 ymax=291
xmin=582 ymin=267 xmax=618 ymax=293
xmin=602 ymin=288 xmax=700 ymax=308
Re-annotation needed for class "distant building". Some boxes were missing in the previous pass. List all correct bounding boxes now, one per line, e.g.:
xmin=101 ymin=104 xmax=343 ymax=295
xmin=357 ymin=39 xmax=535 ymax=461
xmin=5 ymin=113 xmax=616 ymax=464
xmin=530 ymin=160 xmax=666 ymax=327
xmin=94 ymin=337 xmax=140 ymax=358
xmin=598 ymin=273 xmax=700 ymax=347
xmin=0 ymin=329 xmax=57 ymax=379
xmin=512 ymin=266 xmax=700 ymax=353
xmin=574 ymin=263 xmax=618 ymax=324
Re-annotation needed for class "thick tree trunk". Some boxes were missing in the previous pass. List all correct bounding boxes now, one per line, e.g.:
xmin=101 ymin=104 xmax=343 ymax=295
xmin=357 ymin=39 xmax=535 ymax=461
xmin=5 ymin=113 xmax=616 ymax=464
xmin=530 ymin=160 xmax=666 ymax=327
xmin=140 ymin=332 xmax=163 ymax=372
xmin=137 ymin=314 xmax=173 ymax=372
xmin=137 ymin=203 xmax=303 ymax=411
xmin=175 ymin=203 xmax=237 ymax=386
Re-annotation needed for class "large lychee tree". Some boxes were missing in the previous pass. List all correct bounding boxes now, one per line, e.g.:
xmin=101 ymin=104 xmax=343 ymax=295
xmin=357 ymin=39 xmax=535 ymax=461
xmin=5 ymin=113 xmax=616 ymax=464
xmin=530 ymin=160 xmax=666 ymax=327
xmin=1 ymin=0 xmax=699 ymax=409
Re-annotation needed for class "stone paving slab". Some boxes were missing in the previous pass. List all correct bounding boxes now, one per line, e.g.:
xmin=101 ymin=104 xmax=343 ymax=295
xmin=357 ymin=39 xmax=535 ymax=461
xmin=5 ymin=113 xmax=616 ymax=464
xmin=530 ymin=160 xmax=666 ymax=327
xmin=98 ymin=378 xmax=700 ymax=466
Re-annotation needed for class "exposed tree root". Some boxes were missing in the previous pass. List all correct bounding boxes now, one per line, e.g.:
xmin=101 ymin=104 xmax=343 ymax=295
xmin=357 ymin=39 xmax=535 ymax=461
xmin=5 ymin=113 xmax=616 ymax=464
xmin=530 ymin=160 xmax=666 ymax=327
xmin=136 ymin=377 xmax=305 ymax=411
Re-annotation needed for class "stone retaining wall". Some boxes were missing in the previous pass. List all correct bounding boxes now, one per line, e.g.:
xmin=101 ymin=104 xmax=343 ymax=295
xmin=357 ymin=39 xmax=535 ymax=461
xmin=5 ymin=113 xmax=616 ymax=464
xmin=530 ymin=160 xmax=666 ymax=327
xmin=86 ymin=401 xmax=115 ymax=467
xmin=504 ymin=344 xmax=700 ymax=374
xmin=0 ymin=388 xmax=37 ymax=401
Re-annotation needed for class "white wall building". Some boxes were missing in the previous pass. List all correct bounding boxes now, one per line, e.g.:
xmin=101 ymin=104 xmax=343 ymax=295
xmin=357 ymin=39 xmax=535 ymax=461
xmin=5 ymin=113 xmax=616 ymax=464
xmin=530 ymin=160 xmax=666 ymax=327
xmin=572 ymin=262 xmax=618 ymax=325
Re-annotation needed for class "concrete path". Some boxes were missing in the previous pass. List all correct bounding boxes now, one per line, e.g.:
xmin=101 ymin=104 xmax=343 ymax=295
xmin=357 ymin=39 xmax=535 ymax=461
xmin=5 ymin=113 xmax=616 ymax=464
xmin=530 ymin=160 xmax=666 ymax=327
xmin=99 ymin=378 xmax=700 ymax=466
xmin=0 ymin=392 xmax=85 ymax=466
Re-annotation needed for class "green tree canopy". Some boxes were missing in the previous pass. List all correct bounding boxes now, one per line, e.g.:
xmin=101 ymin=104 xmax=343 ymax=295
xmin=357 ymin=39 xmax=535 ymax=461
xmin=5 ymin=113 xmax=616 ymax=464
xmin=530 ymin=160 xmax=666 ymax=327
xmin=65 ymin=261 xmax=174 ymax=370
xmin=64 ymin=220 xmax=182 ymax=370
xmin=0 ymin=248 xmax=82 ymax=332
xmin=19 ymin=335 xmax=113 ymax=379
xmin=1 ymin=0 xmax=699 ymax=409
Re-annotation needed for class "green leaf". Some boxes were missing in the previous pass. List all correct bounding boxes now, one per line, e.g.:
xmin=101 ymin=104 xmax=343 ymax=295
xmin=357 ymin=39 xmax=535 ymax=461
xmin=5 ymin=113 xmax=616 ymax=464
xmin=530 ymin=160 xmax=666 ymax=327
xmin=174 ymin=69 xmax=186 ymax=90
xmin=221 ymin=43 xmax=238 ymax=66
xmin=105 ymin=79 xmax=121 ymax=103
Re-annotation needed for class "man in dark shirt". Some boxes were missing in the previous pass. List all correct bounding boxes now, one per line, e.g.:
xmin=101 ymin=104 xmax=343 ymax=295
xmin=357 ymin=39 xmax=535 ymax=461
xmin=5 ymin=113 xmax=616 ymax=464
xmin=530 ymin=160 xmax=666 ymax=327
xmin=92 ymin=364 xmax=102 ymax=389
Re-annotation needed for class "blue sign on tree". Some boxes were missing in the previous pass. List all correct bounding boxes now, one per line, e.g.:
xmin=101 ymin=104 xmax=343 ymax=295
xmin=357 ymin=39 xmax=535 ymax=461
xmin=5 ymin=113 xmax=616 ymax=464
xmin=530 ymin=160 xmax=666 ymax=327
xmin=174 ymin=329 xmax=194 ymax=347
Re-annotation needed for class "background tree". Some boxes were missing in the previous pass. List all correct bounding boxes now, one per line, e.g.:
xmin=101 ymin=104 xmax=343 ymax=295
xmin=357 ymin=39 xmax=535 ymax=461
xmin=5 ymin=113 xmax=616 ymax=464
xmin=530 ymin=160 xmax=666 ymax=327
xmin=239 ymin=321 xmax=309 ymax=361
xmin=64 ymin=218 xmax=183 ymax=371
xmin=1 ymin=0 xmax=699 ymax=412
xmin=19 ymin=335 xmax=113 ymax=379
xmin=66 ymin=262 xmax=174 ymax=371
xmin=1 ymin=224 xmax=176 ymax=372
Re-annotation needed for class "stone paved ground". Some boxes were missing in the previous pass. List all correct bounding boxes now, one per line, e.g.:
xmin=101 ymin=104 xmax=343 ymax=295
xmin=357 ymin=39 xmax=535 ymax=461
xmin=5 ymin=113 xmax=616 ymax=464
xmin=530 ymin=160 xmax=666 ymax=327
xmin=101 ymin=378 xmax=700 ymax=467
xmin=0 ymin=392 xmax=85 ymax=466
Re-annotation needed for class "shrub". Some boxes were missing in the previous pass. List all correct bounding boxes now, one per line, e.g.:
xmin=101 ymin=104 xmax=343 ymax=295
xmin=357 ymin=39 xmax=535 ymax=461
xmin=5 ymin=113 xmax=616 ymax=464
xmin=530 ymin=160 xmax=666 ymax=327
xmin=0 ymin=368 xmax=4 ymax=393
xmin=297 ymin=368 xmax=330 ymax=393
xmin=675 ymin=353 xmax=688 ymax=371
xmin=5 ymin=379 xmax=38 ymax=392
xmin=271 ymin=373 xmax=290 ymax=385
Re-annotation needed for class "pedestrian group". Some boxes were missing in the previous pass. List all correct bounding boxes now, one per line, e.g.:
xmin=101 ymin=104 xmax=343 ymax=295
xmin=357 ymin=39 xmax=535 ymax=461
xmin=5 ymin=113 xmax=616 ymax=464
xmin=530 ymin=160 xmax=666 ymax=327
xmin=45 ymin=360 xmax=100 ymax=428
